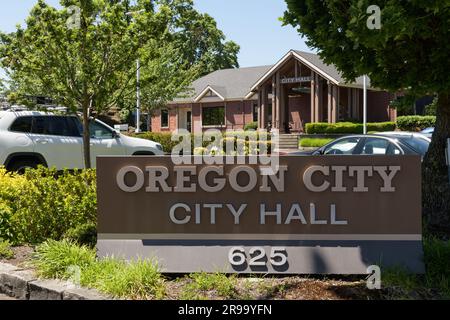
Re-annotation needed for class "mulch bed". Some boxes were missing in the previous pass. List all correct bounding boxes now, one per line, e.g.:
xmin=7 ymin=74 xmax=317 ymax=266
xmin=0 ymin=245 xmax=34 ymax=268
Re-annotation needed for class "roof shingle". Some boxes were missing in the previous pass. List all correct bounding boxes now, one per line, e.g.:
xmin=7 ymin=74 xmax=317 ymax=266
xmin=171 ymin=50 xmax=374 ymax=104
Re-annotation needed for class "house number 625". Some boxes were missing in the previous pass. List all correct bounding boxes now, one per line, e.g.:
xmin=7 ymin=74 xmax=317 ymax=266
xmin=228 ymin=247 xmax=288 ymax=267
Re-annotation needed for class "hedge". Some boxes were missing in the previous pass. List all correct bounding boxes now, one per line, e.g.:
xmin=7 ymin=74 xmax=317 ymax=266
xmin=396 ymin=116 xmax=436 ymax=132
xmin=131 ymin=132 xmax=182 ymax=153
xmin=305 ymin=122 xmax=396 ymax=134
xmin=300 ymin=138 xmax=334 ymax=148
xmin=132 ymin=131 xmax=271 ymax=154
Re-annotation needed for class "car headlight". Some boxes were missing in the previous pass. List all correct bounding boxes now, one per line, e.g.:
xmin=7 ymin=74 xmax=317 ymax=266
xmin=156 ymin=144 xmax=163 ymax=151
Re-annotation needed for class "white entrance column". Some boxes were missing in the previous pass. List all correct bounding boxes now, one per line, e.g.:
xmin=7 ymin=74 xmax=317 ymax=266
xmin=272 ymin=75 xmax=277 ymax=129
xmin=311 ymin=71 xmax=316 ymax=123
xmin=275 ymin=72 xmax=281 ymax=131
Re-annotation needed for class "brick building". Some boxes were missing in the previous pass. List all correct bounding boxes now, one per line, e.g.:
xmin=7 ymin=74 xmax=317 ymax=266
xmin=150 ymin=50 xmax=396 ymax=134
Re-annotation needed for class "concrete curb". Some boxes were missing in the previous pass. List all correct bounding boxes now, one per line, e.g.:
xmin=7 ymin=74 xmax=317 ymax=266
xmin=0 ymin=262 xmax=108 ymax=300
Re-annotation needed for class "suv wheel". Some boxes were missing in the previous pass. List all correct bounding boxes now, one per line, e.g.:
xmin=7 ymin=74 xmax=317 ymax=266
xmin=8 ymin=159 xmax=40 ymax=174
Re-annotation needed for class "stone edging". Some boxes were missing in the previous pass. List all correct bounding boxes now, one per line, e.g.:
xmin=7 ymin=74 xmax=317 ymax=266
xmin=0 ymin=262 xmax=108 ymax=300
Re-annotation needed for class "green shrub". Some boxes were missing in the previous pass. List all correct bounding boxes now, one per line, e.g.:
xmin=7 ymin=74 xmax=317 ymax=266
xmin=0 ymin=203 xmax=15 ymax=242
xmin=300 ymin=138 xmax=334 ymax=148
xmin=367 ymin=122 xmax=397 ymax=132
xmin=424 ymin=98 xmax=437 ymax=116
xmin=423 ymin=237 xmax=450 ymax=297
xmin=133 ymin=131 xmax=271 ymax=154
xmin=0 ymin=239 xmax=14 ymax=259
xmin=389 ymin=95 xmax=416 ymax=116
xmin=383 ymin=237 xmax=450 ymax=298
xmin=305 ymin=122 xmax=396 ymax=134
xmin=222 ymin=137 xmax=236 ymax=152
xmin=64 ymin=222 xmax=97 ymax=248
xmin=193 ymin=147 xmax=207 ymax=155
xmin=132 ymin=132 xmax=180 ymax=153
xmin=397 ymin=116 xmax=436 ymax=132
xmin=0 ymin=167 xmax=97 ymax=245
xmin=0 ymin=169 xmax=28 ymax=242
xmin=244 ymin=122 xmax=258 ymax=131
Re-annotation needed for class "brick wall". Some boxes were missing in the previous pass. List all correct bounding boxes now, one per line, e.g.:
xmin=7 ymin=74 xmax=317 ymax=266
xmin=225 ymin=101 xmax=255 ymax=130
xmin=192 ymin=103 xmax=202 ymax=134
xmin=367 ymin=91 xmax=396 ymax=122
xmin=151 ymin=106 xmax=178 ymax=133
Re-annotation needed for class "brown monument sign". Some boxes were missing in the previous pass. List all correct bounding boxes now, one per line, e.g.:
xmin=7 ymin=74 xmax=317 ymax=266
xmin=97 ymin=156 xmax=424 ymax=274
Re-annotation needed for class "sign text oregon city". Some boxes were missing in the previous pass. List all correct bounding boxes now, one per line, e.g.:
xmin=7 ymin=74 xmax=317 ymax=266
xmin=115 ymin=164 xmax=401 ymax=226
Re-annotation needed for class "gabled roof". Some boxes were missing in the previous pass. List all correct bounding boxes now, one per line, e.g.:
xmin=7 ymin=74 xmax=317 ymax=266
xmin=194 ymin=85 xmax=226 ymax=102
xmin=249 ymin=50 xmax=373 ymax=92
xmin=171 ymin=65 xmax=272 ymax=104
xmin=170 ymin=50 xmax=377 ymax=104
xmin=293 ymin=50 xmax=371 ymax=89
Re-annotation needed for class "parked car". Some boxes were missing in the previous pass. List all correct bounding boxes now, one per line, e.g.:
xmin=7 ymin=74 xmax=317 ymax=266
xmin=0 ymin=111 xmax=164 ymax=172
xmin=421 ymin=127 xmax=434 ymax=139
xmin=290 ymin=133 xmax=430 ymax=158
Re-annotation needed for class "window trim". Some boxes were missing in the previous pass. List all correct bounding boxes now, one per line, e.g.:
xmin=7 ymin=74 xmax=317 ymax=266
xmin=89 ymin=120 xmax=114 ymax=139
xmin=161 ymin=109 xmax=169 ymax=129
xmin=252 ymin=103 xmax=258 ymax=123
xmin=201 ymin=105 xmax=226 ymax=128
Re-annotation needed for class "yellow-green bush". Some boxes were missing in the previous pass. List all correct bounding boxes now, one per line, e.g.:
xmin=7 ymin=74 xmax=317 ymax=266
xmin=0 ymin=167 xmax=97 ymax=245
xmin=133 ymin=131 xmax=270 ymax=154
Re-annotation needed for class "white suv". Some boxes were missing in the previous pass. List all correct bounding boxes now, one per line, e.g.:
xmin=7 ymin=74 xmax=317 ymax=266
xmin=0 ymin=111 xmax=164 ymax=171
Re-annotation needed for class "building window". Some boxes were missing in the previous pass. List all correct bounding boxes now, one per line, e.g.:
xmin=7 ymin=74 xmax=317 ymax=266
xmin=253 ymin=103 xmax=258 ymax=122
xmin=161 ymin=109 xmax=169 ymax=128
xmin=202 ymin=106 xmax=225 ymax=126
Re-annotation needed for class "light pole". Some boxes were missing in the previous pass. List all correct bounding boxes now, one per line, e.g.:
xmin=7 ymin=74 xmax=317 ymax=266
xmin=126 ymin=9 xmax=145 ymax=133
xmin=363 ymin=75 xmax=368 ymax=135
xmin=135 ymin=58 xmax=141 ymax=133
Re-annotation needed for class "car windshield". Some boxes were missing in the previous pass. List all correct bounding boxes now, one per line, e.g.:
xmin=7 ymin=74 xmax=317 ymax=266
xmin=399 ymin=137 xmax=430 ymax=156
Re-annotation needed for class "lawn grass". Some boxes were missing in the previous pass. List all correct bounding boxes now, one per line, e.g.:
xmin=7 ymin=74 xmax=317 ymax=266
xmin=299 ymin=138 xmax=334 ymax=148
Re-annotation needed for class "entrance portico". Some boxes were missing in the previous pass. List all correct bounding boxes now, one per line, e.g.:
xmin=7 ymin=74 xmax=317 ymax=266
xmin=249 ymin=50 xmax=381 ymax=133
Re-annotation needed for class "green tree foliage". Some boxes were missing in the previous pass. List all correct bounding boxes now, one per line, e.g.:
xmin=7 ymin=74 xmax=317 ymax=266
xmin=283 ymin=0 xmax=450 ymax=234
xmin=133 ymin=0 xmax=240 ymax=111
xmin=158 ymin=0 xmax=239 ymax=76
xmin=0 ymin=0 xmax=166 ymax=168
xmin=389 ymin=95 xmax=416 ymax=116
xmin=0 ymin=0 xmax=239 ymax=167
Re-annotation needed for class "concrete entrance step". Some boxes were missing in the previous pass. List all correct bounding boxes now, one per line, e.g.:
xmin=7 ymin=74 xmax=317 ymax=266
xmin=275 ymin=134 xmax=300 ymax=150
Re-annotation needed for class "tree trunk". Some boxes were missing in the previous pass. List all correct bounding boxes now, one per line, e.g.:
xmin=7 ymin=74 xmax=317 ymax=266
xmin=422 ymin=92 xmax=450 ymax=236
xmin=82 ymin=101 xmax=91 ymax=169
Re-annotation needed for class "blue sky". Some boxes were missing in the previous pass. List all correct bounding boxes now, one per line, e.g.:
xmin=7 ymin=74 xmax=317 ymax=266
xmin=193 ymin=0 xmax=313 ymax=66
xmin=0 ymin=0 xmax=313 ymax=67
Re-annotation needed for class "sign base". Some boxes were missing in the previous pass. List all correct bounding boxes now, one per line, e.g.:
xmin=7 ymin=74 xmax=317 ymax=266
xmin=97 ymin=239 xmax=425 ymax=274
